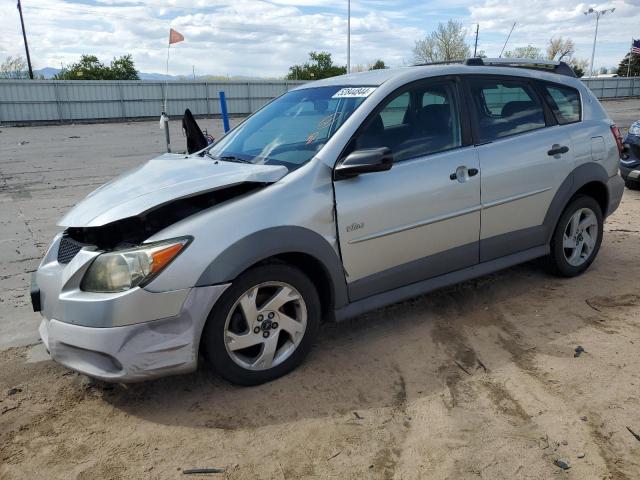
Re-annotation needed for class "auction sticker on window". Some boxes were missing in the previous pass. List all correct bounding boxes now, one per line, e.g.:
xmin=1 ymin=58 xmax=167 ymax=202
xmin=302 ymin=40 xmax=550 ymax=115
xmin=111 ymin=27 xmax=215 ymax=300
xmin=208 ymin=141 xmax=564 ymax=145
xmin=332 ymin=87 xmax=376 ymax=98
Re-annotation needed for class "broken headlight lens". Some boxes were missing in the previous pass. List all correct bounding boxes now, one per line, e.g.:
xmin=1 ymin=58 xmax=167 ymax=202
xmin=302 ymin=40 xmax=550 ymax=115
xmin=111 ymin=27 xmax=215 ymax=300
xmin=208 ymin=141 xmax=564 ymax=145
xmin=81 ymin=238 xmax=190 ymax=293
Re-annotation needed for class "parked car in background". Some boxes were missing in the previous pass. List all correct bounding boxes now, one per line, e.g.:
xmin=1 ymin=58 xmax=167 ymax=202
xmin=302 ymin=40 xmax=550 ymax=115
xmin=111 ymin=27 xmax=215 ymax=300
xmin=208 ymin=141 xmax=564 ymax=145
xmin=619 ymin=120 xmax=640 ymax=190
xmin=32 ymin=58 xmax=623 ymax=385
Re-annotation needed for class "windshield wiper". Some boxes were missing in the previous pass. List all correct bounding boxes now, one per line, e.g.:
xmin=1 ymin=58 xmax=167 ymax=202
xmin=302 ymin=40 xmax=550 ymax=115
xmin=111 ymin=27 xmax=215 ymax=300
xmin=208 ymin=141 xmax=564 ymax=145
xmin=205 ymin=152 xmax=252 ymax=164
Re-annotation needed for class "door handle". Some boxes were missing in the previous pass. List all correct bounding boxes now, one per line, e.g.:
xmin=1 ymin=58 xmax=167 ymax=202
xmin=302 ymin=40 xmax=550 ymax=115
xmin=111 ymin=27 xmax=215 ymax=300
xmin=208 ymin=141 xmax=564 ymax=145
xmin=548 ymin=144 xmax=569 ymax=156
xmin=450 ymin=166 xmax=478 ymax=182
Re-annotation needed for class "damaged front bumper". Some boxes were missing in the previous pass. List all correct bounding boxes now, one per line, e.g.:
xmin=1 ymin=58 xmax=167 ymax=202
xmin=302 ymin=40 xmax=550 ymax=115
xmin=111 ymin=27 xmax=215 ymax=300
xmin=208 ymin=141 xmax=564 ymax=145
xmin=34 ymin=234 xmax=229 ymax=382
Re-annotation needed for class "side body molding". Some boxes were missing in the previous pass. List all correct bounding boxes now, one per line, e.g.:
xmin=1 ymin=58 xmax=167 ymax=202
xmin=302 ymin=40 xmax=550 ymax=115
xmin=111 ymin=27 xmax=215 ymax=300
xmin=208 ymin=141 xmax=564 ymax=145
xmin=196 ymin=226 xmax=348 ymax=309
xmin=542 ymin=162 xmax=610 ymax=242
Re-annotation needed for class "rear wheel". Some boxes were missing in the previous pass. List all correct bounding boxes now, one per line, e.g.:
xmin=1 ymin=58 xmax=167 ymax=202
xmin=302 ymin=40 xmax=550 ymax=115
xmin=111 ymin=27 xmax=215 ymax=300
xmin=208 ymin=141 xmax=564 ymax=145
xmin=546 ymin=195 xmax=603 ymax=277
xmin=203 ymin=264 xmax=320 ymax=385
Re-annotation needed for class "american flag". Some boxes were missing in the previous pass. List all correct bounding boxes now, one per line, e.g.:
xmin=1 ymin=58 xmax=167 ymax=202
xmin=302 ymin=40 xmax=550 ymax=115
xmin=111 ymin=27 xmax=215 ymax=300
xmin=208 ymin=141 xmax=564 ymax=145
xmin=632 ymin=39 xmax=640 ymax=55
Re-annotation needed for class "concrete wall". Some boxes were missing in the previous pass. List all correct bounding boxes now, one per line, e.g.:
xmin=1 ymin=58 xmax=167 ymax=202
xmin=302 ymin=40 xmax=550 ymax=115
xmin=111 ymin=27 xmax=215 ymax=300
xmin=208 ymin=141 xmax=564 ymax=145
xmin=0 ymin=80 xmax=307 ymax=125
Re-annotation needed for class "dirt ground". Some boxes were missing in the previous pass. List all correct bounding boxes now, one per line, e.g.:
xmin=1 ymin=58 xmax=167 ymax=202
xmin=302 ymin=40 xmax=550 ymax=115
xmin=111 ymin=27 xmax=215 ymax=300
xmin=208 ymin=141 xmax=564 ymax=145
xmin=2 ymin=104 xmax=640 ymax=479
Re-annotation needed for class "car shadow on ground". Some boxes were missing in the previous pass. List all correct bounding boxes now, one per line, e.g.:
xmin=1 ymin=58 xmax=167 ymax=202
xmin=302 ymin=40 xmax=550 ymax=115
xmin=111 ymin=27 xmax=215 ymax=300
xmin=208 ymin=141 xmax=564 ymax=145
xmin=97 ymin=259 xmax=587 ymax=430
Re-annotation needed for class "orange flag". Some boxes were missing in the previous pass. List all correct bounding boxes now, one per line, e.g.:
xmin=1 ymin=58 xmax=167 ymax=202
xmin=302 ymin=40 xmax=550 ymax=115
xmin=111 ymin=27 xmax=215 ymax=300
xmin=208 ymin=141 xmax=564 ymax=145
xmin=169 ymin=28 xmax=184 ymax=44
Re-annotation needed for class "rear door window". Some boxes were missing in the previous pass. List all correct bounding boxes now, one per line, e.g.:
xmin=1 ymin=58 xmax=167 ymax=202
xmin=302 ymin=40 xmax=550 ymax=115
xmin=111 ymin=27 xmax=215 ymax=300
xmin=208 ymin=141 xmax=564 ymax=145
xmin=541 ymin=83 xmax=581 ymax=125
xmin=468 ymin=78 xmax=547 ymax=143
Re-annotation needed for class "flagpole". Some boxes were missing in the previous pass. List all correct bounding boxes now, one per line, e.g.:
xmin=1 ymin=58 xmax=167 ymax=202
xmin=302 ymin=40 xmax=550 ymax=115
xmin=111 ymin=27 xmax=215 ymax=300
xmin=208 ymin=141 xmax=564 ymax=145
xmin=162 ymin=34 xmax=172 ymax=152
xmin=164 ymin=41 xmax=171 ymax=113
xmin=627 ymin=37 xmax=633 ymax=78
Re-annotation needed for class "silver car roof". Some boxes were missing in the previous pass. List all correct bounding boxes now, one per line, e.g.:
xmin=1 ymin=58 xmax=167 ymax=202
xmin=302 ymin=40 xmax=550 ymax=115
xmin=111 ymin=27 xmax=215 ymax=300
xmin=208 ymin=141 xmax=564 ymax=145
xmin=293 ymin=63 xmax=586 ymax=90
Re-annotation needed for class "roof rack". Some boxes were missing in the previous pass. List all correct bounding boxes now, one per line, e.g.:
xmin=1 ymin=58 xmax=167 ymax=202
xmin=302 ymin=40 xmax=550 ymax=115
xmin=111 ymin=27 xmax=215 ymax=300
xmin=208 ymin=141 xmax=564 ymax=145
xmin=412 ymin=60 xmax=465 ymax=67
xmin=464 ymin=57 xmax=577 ymax=77
xmin=411 ymin=57 xmax=576 ymax=77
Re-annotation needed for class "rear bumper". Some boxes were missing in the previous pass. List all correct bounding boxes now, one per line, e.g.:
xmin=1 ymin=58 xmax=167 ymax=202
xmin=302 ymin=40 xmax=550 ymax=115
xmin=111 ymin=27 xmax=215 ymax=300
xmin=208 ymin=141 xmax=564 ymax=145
xmin=39 ymin=285 xmax=229 ymax=382
xmin=606 ymin=174 xmax=624 ymax=217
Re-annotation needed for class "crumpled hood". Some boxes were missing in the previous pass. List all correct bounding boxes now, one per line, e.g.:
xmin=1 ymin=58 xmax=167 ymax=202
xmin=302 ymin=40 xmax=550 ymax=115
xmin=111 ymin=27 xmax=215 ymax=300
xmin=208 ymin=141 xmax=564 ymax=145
xmin=59 ymin=153 xmax=288 ymax=227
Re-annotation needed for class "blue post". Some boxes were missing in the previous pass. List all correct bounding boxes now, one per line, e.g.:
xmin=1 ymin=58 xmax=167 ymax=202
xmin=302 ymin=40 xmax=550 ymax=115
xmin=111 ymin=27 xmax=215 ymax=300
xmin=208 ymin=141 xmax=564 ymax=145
xmin=219 ymin=91 xmax=230 ymax=133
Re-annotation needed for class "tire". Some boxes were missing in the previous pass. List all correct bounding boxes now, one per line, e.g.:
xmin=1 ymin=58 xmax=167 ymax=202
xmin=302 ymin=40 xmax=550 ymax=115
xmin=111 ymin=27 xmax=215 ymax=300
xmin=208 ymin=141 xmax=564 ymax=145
xmin=202 ymin=264 xmax=321 ymax=386
xmin=624 ymin=178 xmax=640 ymax=190
xmin=545 ymin=195 xmax=603 ymax=277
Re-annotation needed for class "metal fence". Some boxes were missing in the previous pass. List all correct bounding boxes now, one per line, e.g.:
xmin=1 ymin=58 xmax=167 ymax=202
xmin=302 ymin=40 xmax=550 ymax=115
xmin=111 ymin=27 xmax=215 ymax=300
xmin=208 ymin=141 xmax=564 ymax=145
xmin=581 ymin=77 xmax=640 ymax=99
xmin=0 ymin=80 xmax=307 ymax=124
xmin=0 ymin=77 xmax=638 ymax=125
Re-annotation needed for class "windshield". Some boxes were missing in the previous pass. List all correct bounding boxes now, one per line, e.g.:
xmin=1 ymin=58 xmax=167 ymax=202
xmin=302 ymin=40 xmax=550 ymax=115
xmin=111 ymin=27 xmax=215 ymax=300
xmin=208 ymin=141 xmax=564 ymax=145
xmin=205 ymin=86 xmax=373 ymax=170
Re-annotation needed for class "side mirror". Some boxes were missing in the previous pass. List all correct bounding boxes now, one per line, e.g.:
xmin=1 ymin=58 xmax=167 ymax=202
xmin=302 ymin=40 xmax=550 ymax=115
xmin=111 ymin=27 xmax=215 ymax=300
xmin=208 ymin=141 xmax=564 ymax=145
xmin=334 ymin=147 xmax=393 ymax=180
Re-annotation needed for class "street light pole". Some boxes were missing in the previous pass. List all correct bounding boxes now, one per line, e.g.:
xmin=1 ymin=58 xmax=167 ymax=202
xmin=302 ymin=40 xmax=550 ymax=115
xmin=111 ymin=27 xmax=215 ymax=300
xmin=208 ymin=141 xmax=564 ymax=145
xmin=584 ymin=7 xmax=615 ymax=78
xmin=347 ymin=0 xmax=351 ymax=73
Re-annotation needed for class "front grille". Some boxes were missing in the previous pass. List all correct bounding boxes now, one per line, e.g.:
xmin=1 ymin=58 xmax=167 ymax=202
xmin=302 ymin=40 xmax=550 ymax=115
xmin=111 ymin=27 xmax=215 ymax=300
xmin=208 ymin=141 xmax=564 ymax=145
xmin=57 ymin=236 xmax=88 ymax=264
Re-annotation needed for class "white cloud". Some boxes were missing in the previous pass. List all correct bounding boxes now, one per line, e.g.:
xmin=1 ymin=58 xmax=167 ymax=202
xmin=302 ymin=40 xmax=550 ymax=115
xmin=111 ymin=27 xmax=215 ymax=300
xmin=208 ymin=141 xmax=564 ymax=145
xmin=1 ymin=0 xmax=638 ymax=76
xmin=470 ymin=0 xmax=640 ymax=67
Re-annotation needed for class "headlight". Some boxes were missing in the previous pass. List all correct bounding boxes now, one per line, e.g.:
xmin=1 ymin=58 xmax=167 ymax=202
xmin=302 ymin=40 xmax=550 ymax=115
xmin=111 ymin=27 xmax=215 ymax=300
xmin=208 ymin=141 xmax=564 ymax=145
xmin=629 ymin=121 xmax=640 ymax=136
xmin=81 ymin=237 xmax=190 ymax=293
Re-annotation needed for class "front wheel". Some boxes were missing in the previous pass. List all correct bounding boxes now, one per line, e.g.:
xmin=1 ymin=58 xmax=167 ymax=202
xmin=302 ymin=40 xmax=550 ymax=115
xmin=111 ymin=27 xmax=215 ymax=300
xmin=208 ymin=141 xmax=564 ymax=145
xmin=546 ymin=195 xmax=603 ymax=277
xmin=203 ymin=264 xmax=320 ymax=385
xmin=624 ymin=178 xmax=640 ymax=190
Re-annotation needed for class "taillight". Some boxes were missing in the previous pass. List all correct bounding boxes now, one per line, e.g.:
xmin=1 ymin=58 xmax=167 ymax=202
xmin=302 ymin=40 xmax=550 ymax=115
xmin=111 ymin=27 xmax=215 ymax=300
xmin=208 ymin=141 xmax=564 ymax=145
xmin=611 ymin=125 xmax=623 ymax=158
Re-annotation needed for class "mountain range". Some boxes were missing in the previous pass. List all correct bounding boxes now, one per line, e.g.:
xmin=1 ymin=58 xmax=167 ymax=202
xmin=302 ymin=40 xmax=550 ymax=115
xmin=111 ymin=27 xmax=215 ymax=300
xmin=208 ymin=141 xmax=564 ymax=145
xmin=34 ymin=67 xmax=178 ymax=81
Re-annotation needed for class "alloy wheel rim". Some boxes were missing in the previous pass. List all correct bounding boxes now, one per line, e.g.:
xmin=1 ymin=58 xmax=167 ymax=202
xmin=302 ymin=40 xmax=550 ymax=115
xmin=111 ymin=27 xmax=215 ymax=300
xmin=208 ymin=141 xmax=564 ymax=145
xmin=562 ymin=207 xmax=598 ymax=267
xmin=224 ymin=281 xmax=307 ymax=371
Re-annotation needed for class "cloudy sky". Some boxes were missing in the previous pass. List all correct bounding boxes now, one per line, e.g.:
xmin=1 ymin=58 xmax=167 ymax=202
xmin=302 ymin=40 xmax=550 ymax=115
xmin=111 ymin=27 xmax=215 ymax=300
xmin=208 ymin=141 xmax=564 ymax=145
xmin=2 ymin=0 xmax=639 ymax=77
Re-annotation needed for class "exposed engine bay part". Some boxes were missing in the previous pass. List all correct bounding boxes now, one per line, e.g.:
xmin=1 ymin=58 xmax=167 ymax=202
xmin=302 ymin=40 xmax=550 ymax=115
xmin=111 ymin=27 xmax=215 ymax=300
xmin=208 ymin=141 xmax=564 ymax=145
xmin=65 ymin=183 xmax=261 ymax=250
xmin=182 ymin=108 xmax=209 ymax=154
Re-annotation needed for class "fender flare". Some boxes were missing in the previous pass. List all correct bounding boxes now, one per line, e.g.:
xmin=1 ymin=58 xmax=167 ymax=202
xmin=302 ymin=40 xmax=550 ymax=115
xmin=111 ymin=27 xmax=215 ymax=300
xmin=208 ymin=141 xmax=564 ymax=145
xmin=542 ymin=162 xmax=609 ymax=242
xmin=196 ymin=226 xmax=348 ymax=308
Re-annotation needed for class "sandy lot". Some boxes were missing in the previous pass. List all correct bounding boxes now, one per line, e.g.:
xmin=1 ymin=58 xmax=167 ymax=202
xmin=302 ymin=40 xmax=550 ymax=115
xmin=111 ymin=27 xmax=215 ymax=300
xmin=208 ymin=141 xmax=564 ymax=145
xmin=1 ymin=102 xmax=640 ymax=479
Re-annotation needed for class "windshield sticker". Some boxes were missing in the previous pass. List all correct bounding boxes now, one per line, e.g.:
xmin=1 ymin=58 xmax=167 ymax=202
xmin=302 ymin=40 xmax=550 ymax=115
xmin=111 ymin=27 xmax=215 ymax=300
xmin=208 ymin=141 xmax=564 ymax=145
xmin=332 ymin=87 xmax=376 ymax=99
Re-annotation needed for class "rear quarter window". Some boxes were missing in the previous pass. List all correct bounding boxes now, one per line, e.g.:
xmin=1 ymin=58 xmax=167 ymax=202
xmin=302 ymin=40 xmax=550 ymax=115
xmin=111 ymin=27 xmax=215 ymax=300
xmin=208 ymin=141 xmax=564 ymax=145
xmin=541 ymin=83 xmax=581 ymax=125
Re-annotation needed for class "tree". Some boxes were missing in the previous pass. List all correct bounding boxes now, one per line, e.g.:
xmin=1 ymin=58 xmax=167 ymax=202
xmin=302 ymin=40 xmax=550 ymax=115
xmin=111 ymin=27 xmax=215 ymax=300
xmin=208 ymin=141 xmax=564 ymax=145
xmin=55 ymin=54 xmax=139 ymax=80
xmin=107 ymin=55 xmax=138 ymax=80
xmin=616 ymin=53 xmax=640 ymax=76
xmin=545 ymin=37 xmax=588 ymax=78
xmin=503 ymin=45 xmax=543 ymax=59
xmin=569 ymin=58 xmax=588 ymax=78
xmin=0 ymin=56 xmax=29 ymax=79
xmin=369 ymin=59 xmax=387 ymax=70
xmin=286 ymin=51 xmax=346 ymax=80
xmin=547 ymin=37 xmax=575 ymax=62
xmin=413 ymin=20 xmax=470 ymax=63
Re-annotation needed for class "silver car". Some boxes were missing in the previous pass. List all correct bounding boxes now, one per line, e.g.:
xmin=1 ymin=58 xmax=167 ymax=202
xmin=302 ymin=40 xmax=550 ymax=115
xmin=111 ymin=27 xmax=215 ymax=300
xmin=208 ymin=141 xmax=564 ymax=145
xmin=32 ymin=58 xmax=624 ymax=385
